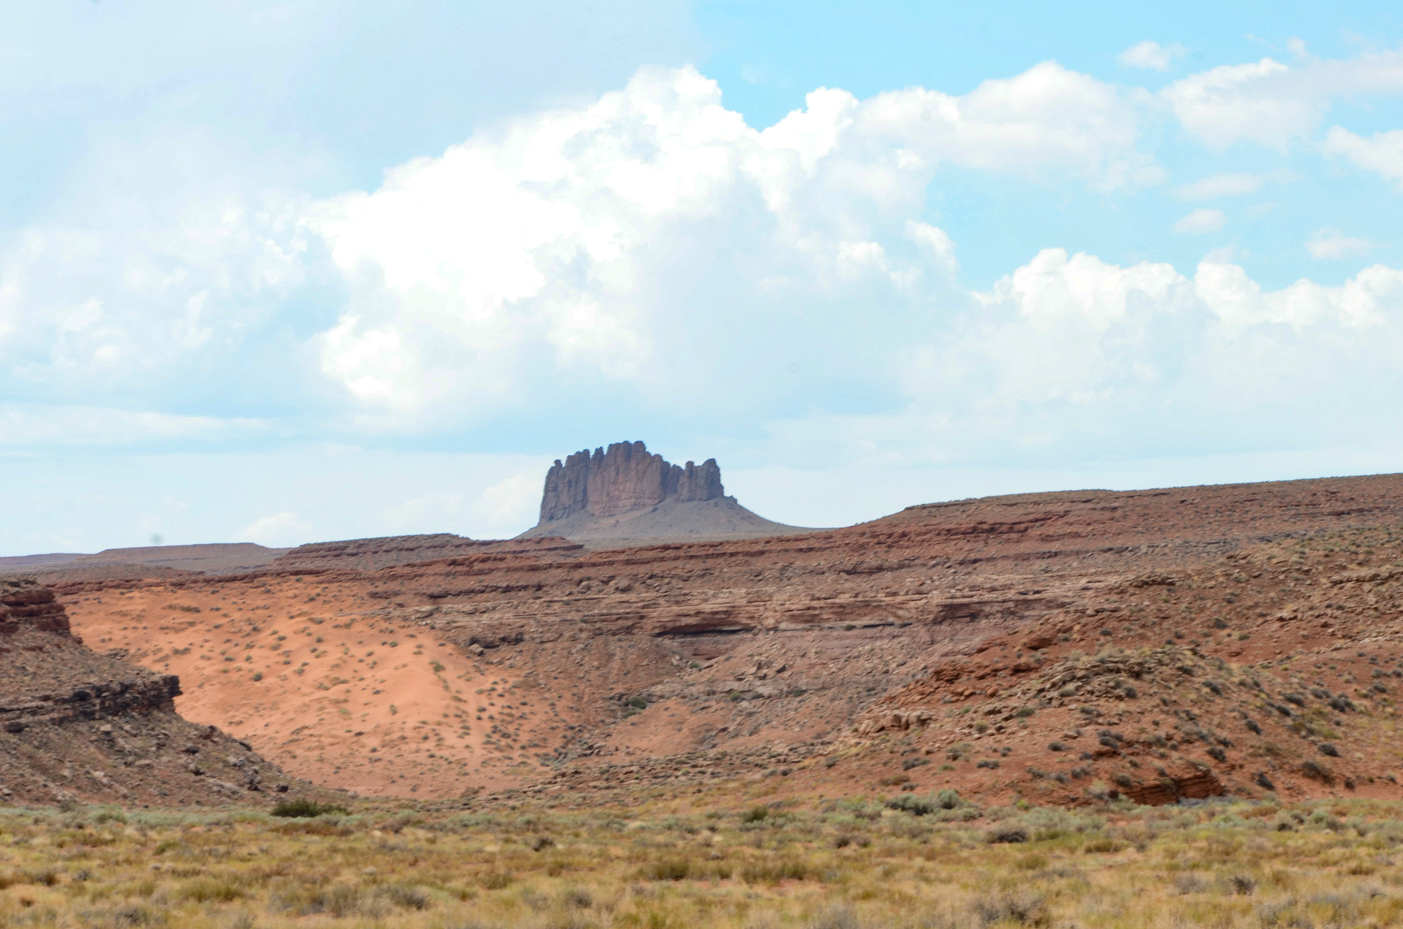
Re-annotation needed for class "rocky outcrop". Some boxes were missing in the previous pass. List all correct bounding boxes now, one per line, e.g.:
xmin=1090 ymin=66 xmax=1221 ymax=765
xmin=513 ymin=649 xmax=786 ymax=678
xmin=0 ymin=577 xmax=312 ymax=806
xmin=540 ymin=441 xmax=724 ymax=523
xmin=1 ymin=577 xmax=70 ymax=634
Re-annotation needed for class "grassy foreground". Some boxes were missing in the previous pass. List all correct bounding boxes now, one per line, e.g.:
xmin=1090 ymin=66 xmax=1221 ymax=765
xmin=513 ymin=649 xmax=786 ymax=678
xmin=3 ymin=795 xmax=1403 ymax=928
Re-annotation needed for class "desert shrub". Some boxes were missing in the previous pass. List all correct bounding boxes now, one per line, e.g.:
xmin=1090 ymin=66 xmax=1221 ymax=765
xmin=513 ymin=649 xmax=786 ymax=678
xmin=742 ymin=806 xmax=770 ymax=824
xmin=1174 ymin=873 xmax=1210 ymax=894
xmin=91 ymin=904 xmax=168 ymax=927
xmin=479 ymin=870 xmax=514 ymax=890
xmin=887 ymin=795 xmax=937 ymax=816
xmin=380 ymin=884 xmax=433 ymax=910
xmin=1225 ymin=874 xmax=1256 ymax=895
xmin=643 ymin=858 xmax=692 ymax=881
xmin=1300 ymin=760 xmax=1334 ymax=784
xmin=175 ymin=877 xmax=244 ymax=903
xmin=640 ymin=857 xmax=731 ymax=881
xmin=270 ymin=798 xmax=349 ymax=818
xmin=270 ymin=883 xmax=369 ymax=918
xmin=270 ymin=881 xmax=431 ymax=917
xmin=561 ymin=888 xmax=593 ymax=909
xmin=971 ymin=890 xmax=1048 ymax=926
xmin=986 ymin=827 xmax=1029 ymax=844
xmin=886 ymin=789 xmax=965 ymax=817
xmin=741 ymin=858 xmax=812 ymax=884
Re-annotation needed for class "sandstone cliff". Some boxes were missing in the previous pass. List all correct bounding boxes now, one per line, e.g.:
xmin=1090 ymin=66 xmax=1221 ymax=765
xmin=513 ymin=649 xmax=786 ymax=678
xmin=270 ymin=534 xmax=580 ymax=572
xmin=525 ymin=441 xmax=808 ymax=545
xmin=539 ymin=441 xmax=725 ymax=522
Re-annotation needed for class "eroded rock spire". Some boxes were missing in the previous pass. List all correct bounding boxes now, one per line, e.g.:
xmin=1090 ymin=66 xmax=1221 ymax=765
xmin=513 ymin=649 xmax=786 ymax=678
xmin=539 ymin=441 xmax=724 ymax=523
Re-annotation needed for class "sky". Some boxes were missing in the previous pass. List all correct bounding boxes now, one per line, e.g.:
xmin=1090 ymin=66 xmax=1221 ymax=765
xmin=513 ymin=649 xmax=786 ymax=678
xmin=3 ymin=1 xmax=1403 ymax=554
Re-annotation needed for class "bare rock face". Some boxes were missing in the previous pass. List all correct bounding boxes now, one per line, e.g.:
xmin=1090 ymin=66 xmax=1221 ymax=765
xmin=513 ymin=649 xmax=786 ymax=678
xmin=540 ymin=441 xmax=724 ymax=523
xmin=0 ymin=577 xmax=70 ymax=635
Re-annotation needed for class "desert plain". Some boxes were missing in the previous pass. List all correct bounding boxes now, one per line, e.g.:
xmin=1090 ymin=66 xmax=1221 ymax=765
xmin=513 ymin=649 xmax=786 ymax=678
xmin=8 ymin=446 xmax=1403 ymax=927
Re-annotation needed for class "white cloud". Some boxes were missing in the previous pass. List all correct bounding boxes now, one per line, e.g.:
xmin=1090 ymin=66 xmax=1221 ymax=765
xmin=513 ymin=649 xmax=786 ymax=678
xmin=7 ymin=57 xmax=1403 ymax=495
xmin=1307 ymin=228 xmax=1375 ymax=260
xmin=0 ymin=131 xmax=310 ymax=408
xmin=238 ymin=511 xmax=314 ymax=548
xmin=1322 ymin=126 xmax=1403 ymax=188
xmin=1174 ymin=173 xmax=1264 ymax=200
xmin=1172 ymin=208 xmax=1226 ymax=234
xmin=1163 ymin=47 xmax=1403 ymax=151
xmin=1195 ymin=257 xmax=1402 ymax=329
xmin=1162 ymin=58 xmax=1321 ymax=151
xmin=304 ymin=64 xmax=1155 ymax=423
xmin=1118 ymin=40 xmax=1188 ymax=71
xmin=887 ymin=250 xmax=1403 ymax=469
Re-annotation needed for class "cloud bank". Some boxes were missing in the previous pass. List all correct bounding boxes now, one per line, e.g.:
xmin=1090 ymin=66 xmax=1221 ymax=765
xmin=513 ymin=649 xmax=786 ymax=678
xmin=2 ymin=56 xmax=1403 ymax=484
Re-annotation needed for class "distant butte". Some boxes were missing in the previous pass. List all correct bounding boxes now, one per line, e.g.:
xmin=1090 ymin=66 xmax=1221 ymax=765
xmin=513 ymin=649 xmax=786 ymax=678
xmin=518 ymin=440 xmax=815 ymax=546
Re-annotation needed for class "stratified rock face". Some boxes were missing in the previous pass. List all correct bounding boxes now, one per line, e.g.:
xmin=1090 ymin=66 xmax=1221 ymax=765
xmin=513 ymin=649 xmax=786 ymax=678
xmin=0 ymin=577 xmax=70 ymax=635
xmin=540 ymin=441 xmax=724 ymax=523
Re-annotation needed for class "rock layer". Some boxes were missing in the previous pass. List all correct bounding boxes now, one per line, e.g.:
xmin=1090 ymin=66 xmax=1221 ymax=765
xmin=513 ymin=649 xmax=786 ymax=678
xmin=271 ymin=534 xmax=581 ymax=572
xmin=0 ymin=577 xmax=310 ymax=806
xmin=540 ymin=441 xmax=724 ymax=523
xmin=59 ymin=471 xmax=1403 ymax=807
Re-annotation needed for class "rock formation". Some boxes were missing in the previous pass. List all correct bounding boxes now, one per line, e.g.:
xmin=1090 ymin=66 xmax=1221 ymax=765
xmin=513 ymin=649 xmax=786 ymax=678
xmin=539 ymin=441 xmax=724 ymax=523
xmin=58 ymin=471 xmax=1403 ymax=805
xmin=0 ymin=577 xmax=311 ymax=806
xmin=270 ymin=534 xmax=580 ymax=572
xmin=522 ymin=441 xmax=810 ymax=545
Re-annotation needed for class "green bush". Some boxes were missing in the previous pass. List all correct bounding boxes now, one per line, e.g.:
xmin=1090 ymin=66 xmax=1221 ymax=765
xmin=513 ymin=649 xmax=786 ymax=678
xmin=742 ymin=805 xmax=770 ymax=823
xmin=270 ymin=799 xmax=349 ymax=819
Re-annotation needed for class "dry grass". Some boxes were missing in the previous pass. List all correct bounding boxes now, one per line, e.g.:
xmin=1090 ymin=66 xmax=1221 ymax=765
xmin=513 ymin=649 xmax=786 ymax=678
xmin=3 ymin=795 xmax=1403 ymax=927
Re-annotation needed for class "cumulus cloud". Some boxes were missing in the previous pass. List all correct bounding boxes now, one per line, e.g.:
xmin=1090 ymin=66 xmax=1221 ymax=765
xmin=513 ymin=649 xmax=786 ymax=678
xmin=1307 ymin=228 xmax=1376 ymax=260
xmin=1172 ymin=208 xmax=1226 ymax=234
xmin=1162 ymin=58 xmax=1322 ymax=151
xmin=304 ymin=64 xmax=1155 ymax=423
xmin=1118 ymin=40 xmax=1188 ymax=71
xmin=5 ymin=60 xmax=1403 ymax=486
xmin=887 ymin=249 xmax=1403 ymax=466
xmin=1322 ymin=126 xmax=1403 ymax=188
xmin=1163 ymin=47 xmax=1403 ymax=151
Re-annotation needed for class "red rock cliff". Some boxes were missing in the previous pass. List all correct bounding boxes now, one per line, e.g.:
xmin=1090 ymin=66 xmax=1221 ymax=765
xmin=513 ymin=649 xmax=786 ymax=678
xmin=0 ymin=577 xmax=70 ymax=635
xmin=539 ymin=441 xmax=725 ymax=523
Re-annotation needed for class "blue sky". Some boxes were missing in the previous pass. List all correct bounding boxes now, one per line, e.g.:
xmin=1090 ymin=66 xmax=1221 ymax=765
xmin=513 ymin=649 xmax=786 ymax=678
xmin=3 ymin=1 xmax=1403 ymax=554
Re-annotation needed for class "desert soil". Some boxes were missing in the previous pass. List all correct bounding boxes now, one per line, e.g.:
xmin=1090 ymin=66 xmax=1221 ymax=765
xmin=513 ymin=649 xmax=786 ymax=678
xmin=58 ymin=473 xmax=1403 ymax=805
